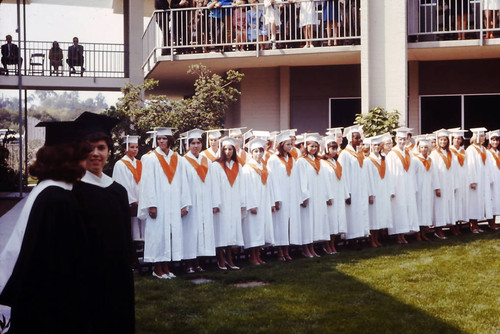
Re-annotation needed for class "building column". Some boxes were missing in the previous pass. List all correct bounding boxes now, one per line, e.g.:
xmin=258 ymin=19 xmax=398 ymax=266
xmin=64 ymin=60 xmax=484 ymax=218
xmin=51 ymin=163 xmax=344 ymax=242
xmin=408 ymin=61 xmax=420 ymax=133
xmin=279 ymin=66 xmax=290 ymax=130
xmin=361 ymin=0 xmax=408 ymax=125
xmin=124 ymin=0 xmax=144 ymax=86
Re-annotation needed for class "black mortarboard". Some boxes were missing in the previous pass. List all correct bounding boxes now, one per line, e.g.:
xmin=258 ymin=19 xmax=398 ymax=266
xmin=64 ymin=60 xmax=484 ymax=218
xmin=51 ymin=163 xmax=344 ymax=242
xmin=74 ymin=111 xmax=119 ymax=138
xmin=35 ymin=121 xmax=83 ymax=146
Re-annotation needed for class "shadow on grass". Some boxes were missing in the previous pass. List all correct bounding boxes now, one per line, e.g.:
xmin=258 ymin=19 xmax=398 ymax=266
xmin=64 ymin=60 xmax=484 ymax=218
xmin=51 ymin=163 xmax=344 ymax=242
xmin=132 ymin=232 xmax=500 ymax=333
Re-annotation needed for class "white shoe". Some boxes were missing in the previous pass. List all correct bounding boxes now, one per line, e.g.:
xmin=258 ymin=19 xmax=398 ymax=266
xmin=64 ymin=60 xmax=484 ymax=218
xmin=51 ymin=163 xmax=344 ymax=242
xmin=309 ymin=44 xmax=315 ymax=48
xmin=167 ymin=272 xmax=176 ymax=278
xmin=152 ymin=272 xmax=170 ymax=279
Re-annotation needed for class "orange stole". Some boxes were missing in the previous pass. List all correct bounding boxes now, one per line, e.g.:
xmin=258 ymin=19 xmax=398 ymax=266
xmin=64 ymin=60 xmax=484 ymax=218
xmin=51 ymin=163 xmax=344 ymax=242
xmin=416 ymin=156 xmax=432 ymax=171
xmin=490 ymin=149 xmax=500 ymax=169
xmin=324 ymin=159 xmax=342 ymax=180
xmin=247 ymin=163 xmax=268 ymax=185
xmin=220 ymin=161 xmax=239 ymax=186
xmin=450 ymin=147 xmax=465 ymax=167
xmin=121 ymin=158 xmax=142 ymax=184
xmin=344 ymin=148 xmax=364 ymax=168
xmin=472 ymin=145 xmax=487 ymax=165
xmin=435 ymin=149 xmax=452 ymax=170
xmin=303 ymin=155 xmax=321 ymax=174
xmin=184 ymin=155 xmax=209 ymax=182
xmin=392 ymin=148 xmax=411 ymax=171
xmin=153 ymin=150 xmax=178 ymax=184
xmin=237 ymin=150 xmax=247 ymax=166
xmin=202 ymin=149 xmax=217 ymax=162
xmin=278 ymin=155 xmax=293 ymax=176
xmin=290 ymin=148 xmax=299 ymax=160
xmin=368 ymin=156 xmax=386 ymax=179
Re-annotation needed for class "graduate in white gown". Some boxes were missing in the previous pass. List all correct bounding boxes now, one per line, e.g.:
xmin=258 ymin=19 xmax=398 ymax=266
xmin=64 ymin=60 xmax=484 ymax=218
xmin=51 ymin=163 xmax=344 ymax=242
xmin=201 ymin=129 xmax=223 ymax=162
xmin=267 ymin=131 xmax=302 ymax=261
xmin=297 ymin=133 xmax=332 ymax=257
xmin=364 ymin=134 xmax=395 ymax=248
xmin=337 ymin=125 xmax=370 ymax=247
xmin=412 ymin=138 xmax=436 ymax=241
xmin=211 ymin=137 xmax=245 ymax=270
xmin=112 ymin=135 xmax=144 ymax=241
xmin=229 ymin=127 xmax=249 ymax=166
xmin=321 ymin=136 xmax=349 ymax=253
xmin=181 ymin=129 xmax=220 ymax=273
xmin=242 ymin=138 xmax=276 ymax=265
xmin=386 ymin=127 xmax=419 ymax=244
xmin=486 ymin=129 xmax=500 ymax=230
xmin=449 ymin=129 xmax=469 ymax=226
xmin=429 ymin=129 xmax=458 ymax=239
xmin=465 ymin=127 xmax=493 ymax=233
xmin=286 ymin=129 xmax=301 ymax=160
xmin=138 ymin=127 xmax=191 ymax=279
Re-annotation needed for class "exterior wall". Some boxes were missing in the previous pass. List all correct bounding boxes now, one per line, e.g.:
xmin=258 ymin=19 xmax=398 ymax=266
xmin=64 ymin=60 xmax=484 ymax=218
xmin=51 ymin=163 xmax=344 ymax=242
xmin=290 ymin=65 xmax=360 ymax=133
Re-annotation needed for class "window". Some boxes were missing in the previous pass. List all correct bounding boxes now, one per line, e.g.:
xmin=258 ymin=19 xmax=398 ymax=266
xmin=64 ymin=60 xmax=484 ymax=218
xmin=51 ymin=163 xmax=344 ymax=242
xmin=329 ymin=97 xmax=361 ymax=127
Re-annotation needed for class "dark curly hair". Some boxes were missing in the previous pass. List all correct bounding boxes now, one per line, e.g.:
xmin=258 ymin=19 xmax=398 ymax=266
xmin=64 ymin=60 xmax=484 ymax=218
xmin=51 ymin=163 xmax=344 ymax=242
xmin=29 ymin=141 xmax=92 ymax=183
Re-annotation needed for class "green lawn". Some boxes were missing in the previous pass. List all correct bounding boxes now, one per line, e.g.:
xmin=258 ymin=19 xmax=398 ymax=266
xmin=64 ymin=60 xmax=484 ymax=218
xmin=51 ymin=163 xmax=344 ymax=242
xmin=134 ymin=231 xmax=500 ymax=334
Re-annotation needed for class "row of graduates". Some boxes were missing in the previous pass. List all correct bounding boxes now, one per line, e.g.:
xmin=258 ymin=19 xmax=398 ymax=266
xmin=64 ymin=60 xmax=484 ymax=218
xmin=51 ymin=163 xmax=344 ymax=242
xmin=112 ymin=125 xmax=500 ymax=278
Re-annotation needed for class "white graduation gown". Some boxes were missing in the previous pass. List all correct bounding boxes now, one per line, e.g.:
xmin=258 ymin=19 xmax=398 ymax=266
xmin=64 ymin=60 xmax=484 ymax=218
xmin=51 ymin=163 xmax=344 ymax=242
xmin=201 ymin=147 xmax=219 ymax=162
xmin=413 ymin=154 xmax=438 ymax=227
xmin=487 ymin=148 xmax=500 ymax=215
xmin=430 ymin=148 xmax=458 ymax=227
xmin=181 ymin=152 xmax=219 ymax=259
xmin=211 ymin=160 xmax=245 ymax=248
xmin=385 ymin=147 xmax=420 ymax=235
xmin=267 ymin=153 xmax=303 ymax=246
xmin=297 ymin=155 xmax=332 ymax=244
xmin=365 ymin=153 xmax=395 ymax=230
xmin=450 ymin=147 xmax=469 ymax=221
xmin=337 ymin=145 xmax=370 ymax=239
xmin=465 ymin=144 xmax=493 ymax=220
xmin=321 ymin=158 xmax=349 ymax=235
xmin=138 ymin=147 xmax=192 ymax=262
xmin=241 ymin=159 xmax=275 ymax=249
xmin=112 ymin=155 xmax=144 ymax=240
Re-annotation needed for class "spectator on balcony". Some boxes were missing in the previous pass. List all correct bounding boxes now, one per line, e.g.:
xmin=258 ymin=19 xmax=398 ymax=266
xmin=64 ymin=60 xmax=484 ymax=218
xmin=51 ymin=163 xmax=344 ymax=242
xmin=264 ymin=0 xmax=281 ymax=49
xmin=233 ymin=0 xmax=248 ymax=51
xmin=193 ymin=0 xmax=210 ymax=52
xmin=299 ymin=0 xmax=318 ymax=48
xmin=247 ymin=0 xmax=268 ymax=49
xmin=483 ymin=0 xmax=500 ymax=39
xmin=155 ymin=0 xmax=171 ymax=55
xmin=171 ymin=0 xmax=191 ymax=53
xmin=280 ymin=0 xmax=300 ymax=48
xmin=450 ymin=0 xmax=470 ymax=40
xmin=323 ymin=0 xmax=339 ymax=46
xmin=49 ymin=41 xmax=64 ymax=76
xmin=1 ymin=35 xmax=22 ymax=75
xmin=66 ymin=37 xmax=84 ymax=74
xmin=221 ymin=0 xmax=234 ymax=51
xmin=208 ymin=0 xmax=224 ymax=51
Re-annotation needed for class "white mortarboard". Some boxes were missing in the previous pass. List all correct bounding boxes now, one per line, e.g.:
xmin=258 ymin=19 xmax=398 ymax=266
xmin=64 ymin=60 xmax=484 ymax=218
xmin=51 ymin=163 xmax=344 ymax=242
xmin=252 ymin=130 xmax=270 ymax=139
xmin=418 ymin=138 xmax=430 ymax=147
xmin=363 ymin=137 xmax=372 ymax=146
xmin=488 ymin=129 xmax=500 ymax=140
xmin=185 ymin=128 xmax=204 ymax=140
xmin=369 ymin=135 xmax=384 ymax=145
xmin=394 ymin=127 xmax=413 ymax=138
xmin=426 ymin=134 xmax=436 ymax=142
xmin=178 ymin=135 xmax=187 ymax=154
xmin=206 ymin=129 xmax=223 ymax=147
xmin=285 ymin=129 xmax=298 ymax=137
xmin=146 ymin=130 xmax=157 ymax=147
xmin=324 ymin=135 xmax=336 ymax=146
xmin=469 ymin=127 xmax=488 ymax=135
xmin=155 ymin=127 xmax=175 ymax=136
xmin=343 ymin=125 xmax=363 ymax=141
xmin=219 ymin=136 xmax=238 ymax=148
xmin=276 ymin=131 xmax=292 ymax=144
xmin=448 ymin=128 xmax=467 ymax=136
xmin=295 ymin=134 xmax=304 ymax=145
xmin=247 ymin=138 xmax=267 ymax=151
xmin=122 ymin=135 xmax=140 ymax=151
xmin=228 ymin=127 xmax=247 ymax=137
xmin=434 ymin=128 xmax=449 ymax=138
xmin=304 ymin=132 xmax=322 ymax=143
xmin=242 ymin=129 xmax=254 ymax=142
xmin=380 ymin=132 xmax=392 ymax=143
xmin=326 ymin=127 xmax=343 ymax=136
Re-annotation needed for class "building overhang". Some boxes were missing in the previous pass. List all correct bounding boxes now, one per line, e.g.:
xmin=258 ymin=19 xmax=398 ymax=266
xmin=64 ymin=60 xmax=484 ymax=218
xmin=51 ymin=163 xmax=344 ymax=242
xmin=0 ymin=76 xmax=129 ymax=91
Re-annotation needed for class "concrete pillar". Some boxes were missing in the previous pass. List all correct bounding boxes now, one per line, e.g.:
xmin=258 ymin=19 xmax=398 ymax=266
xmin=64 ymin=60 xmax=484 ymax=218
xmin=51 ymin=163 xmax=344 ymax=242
xmin=361 ymin=0 xmax=408 ymax=125
xmin=408 ymin=61 xmax=420 ymax=133
xmin=279 ymin=66 xmax=290 ymax=130
xmin=124 ymin=0 xmax=144 ymax=87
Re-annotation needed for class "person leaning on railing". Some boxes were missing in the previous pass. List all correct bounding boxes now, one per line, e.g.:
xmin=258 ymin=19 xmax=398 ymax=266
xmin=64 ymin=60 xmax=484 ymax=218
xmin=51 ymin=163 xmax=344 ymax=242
xmin=171 ymin=0 xmax=191 ymax=53
xmin=208 ymin=0 xmax=224 ymax=51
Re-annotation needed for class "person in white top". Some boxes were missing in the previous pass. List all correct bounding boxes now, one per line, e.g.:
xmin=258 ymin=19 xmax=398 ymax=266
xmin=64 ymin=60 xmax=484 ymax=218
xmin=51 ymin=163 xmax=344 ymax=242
xmin=112 ymin=135 xmax=144 ymax=241
xmin=486 ymin=129 xmax=500 ymax=230
xmin=449 ymin=129 xmax=469 ymax=229
xmin=201 ymin=129 xmax=223 ymax=162
xmin=138 ymin=127 xmax=191 ymax=279
xmin=241 ymin=138 xmax=276 ymax=265
xmin=466 ymin=127 xmax=493 ymax=233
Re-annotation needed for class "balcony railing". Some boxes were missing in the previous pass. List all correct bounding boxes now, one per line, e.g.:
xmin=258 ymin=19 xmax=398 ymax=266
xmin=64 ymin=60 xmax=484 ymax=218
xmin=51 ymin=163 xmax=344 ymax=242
xmin=408 ymin=0 xmax=500 ymax=41
xmin=0 ymin=40 xmax=125 ymax=78
xmin=143 ymin=0 xmax=361 ymax=65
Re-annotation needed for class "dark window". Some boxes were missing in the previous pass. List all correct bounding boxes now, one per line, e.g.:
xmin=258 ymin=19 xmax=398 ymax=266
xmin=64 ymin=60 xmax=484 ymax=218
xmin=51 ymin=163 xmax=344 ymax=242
xmin=330 ymin=98 xmax=361 ymax=127
xmin=420 ymin=96 xmax=461 ymax=133
xmin=464 ymin=95 xmax=500 ymax=130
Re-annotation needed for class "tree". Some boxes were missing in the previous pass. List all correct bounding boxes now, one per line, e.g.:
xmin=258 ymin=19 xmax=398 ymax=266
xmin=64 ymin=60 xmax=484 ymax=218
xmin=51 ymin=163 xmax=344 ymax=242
xmin=354 ymin=106 xmax=400 ymax=138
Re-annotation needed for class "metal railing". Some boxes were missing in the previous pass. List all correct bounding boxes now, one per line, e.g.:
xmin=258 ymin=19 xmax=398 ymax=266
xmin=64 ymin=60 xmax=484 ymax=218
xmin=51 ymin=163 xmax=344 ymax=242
xmin=143 ymin=0 xmax=361 ymax=63
xmin=0 ymin=40 xmax=125 ymax=77
xmin=408 ymin=0 xmax=500 ymax=41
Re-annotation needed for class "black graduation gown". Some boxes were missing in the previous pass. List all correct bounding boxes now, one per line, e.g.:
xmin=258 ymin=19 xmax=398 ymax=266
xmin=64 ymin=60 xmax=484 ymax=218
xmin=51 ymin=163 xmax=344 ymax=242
xmin=72 ymin=180 xmax=135 ymax=334
xmin=0 ymin=186 xmax=92 ymax=334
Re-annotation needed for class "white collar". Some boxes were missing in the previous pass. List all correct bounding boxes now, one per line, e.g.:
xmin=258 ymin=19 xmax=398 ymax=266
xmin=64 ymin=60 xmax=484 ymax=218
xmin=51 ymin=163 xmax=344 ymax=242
xmin=81 ymin=171 xmax=114 ymax=188
xmin=155 ymin=146 xmax=172 ymax=158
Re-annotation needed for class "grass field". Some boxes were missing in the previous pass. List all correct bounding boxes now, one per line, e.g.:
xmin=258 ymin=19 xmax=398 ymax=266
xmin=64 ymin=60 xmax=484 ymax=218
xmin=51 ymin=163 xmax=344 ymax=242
xmin=134 ymin=230 xmax=500 ymax=334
